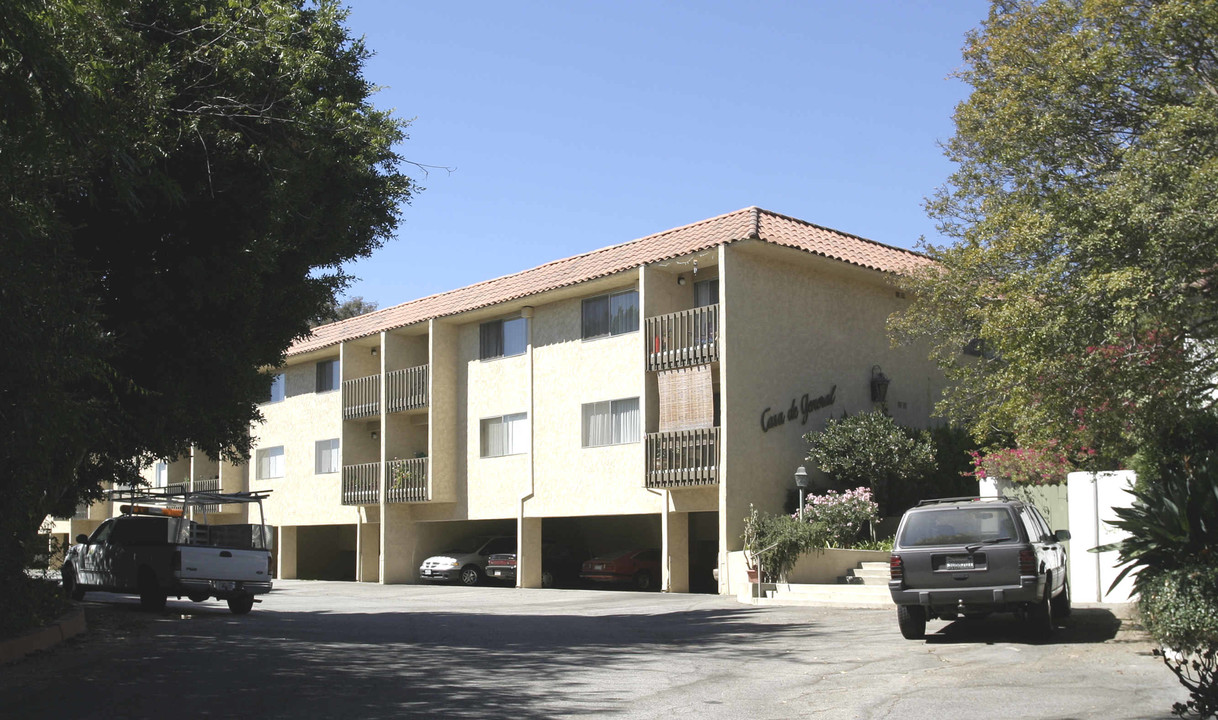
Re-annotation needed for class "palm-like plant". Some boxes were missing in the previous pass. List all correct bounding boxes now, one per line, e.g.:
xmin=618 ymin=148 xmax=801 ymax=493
xmin=1106 ymin=461 xmax=1218 ymax=594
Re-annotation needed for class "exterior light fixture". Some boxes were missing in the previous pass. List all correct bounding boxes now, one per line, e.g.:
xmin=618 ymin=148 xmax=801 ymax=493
xmin=870 ymin=365 xmax=890 ymax=404
xmin=371 ymin=347 xmax=378 ymax=356
xmin=794 ymin=466 xmax=810 ymax=521
xmin=677 ymin=275 xmax=687 ymax=286
xmin=371 ymin=430 xmax=379 ymax=441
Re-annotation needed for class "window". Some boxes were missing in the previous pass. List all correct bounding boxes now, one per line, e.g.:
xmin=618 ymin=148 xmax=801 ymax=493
xmin=316 ymin=359 xmax=339 ymax=392
xmin=154 ymin=461 xmax=167 ymax=488
xmin=582 ymin=397 xmax=641 ymax=447
xmin=480 ymin=412 xmax=528 ymax=457
xmin=582 ymin=289 xmax=639 ymax=339
xmin=315 ymin=439 xmax=340 ymax=474
xmin=256 ymin=446 xmax=285 ymax=480
xmin=694 ymin=278 xmax=719 ymax=308
xmin=479 ymin=317 xmax=528 ymax=360
xmin=268 ymin=373 xmax=285 ymax=403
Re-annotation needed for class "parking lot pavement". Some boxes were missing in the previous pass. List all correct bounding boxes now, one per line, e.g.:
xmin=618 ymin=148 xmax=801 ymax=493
xmin=0 ymin=580 xmax=1184 ymax=719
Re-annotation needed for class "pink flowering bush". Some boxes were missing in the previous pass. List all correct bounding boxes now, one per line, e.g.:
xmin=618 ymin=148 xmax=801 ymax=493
xmin=968 ymin=445 xmax=1093 ymax=486
xmin=797 ymin=487 xmax=880 ymax=548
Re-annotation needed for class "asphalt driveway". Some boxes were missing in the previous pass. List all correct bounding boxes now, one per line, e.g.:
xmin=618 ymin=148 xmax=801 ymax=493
xmin=0 ymin=580 xmax=1183 ymax=719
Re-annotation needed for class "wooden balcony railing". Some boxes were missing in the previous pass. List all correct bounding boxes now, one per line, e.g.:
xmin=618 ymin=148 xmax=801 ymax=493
xmin=387 ymin=364 xmax=429 ymax=413
xmin=342 ymin=374 xmax=380 ymax=420
xmin=646 ymin=304 xmax=719 ymax=372
xmin=387 ymin=457 xmax=429 ymax=503
xmin=646 ymin=427 xmax=720 ymax=488
xmin=341 ymin=462 xmax=380 ymax=505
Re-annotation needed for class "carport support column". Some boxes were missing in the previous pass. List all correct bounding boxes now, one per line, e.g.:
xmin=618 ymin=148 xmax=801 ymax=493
xmin=278 ymin=526 xmax=298 ymax=580
xmin=517 ymin=516 xmax=542 ymax=588
xmin=662 ymin=500 xmax=689 ymax=593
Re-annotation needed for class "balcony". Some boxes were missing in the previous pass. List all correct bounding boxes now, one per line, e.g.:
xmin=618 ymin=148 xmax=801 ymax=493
xmin=387 ymin=457 xmax=429 ymax=503
xmin=192 ymin=478 xmax=221 ymax=513
xmin=647 ymin=304 xmax=719 ymax=372
xmin=387 ymin=364 xmax=429 ymax=413
xmin=646 ymin=427 xmax=720 ymax=489
xmin=342 ymin=374 xmax=380 ymax=420
xmin=341 ymin=462 xmax=380 ymax=505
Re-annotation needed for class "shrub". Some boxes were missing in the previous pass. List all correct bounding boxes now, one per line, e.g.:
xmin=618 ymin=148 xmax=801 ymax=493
xmin=1138 ymin=565 xmax=1218 ymax=719
xmin=805 ymin=411 xmax=935 ymax=515
xmin=798 ymin=487 xmax=880 ymax=549
xmin=742 ymin=506 xmax=826 ymax=582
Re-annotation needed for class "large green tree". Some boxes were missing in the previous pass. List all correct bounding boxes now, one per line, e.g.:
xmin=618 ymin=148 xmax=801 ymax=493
xmin=891 ymin=0 xmax=1218 ymax=460
xmin=0 ymin=0 xmax=413 ymax=590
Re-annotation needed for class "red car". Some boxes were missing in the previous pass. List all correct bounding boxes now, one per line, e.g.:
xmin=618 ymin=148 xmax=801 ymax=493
xmin=580 ymin=548 xmax=661 ymax=591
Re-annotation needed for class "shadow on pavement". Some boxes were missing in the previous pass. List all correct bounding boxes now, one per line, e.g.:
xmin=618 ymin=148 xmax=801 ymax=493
xmin=925 ymin=607 xmax=1123 ymax=645
xmin=1 ymin=596 xmax=819 ymax=720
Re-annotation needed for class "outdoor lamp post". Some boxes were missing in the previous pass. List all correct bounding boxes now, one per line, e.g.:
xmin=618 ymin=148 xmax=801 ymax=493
xmin=794 ymin=466 xmax=810 ymax=520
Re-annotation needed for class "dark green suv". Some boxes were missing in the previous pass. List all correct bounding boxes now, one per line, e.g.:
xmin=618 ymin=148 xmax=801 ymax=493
xmin=888 ymin=496 xmax=1071 ymax=640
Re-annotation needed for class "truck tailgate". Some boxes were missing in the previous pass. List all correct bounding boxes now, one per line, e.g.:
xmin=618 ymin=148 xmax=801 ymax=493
xmin=177 ymin=546 xmax=270 ymax=584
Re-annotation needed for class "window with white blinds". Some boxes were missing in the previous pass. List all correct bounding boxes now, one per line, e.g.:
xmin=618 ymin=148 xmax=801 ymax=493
xmin=315 ymin=438 xmax=339 ymax=474
xmin=582 ymin=397 xmax=641 ymax=447
xmin=257 ymin=446 xmax=285 ymax=479
xmin=480 ymin=413 xmax=528 ymax=457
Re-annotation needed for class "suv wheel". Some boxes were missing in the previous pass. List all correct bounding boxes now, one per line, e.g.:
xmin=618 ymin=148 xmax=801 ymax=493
xmin=1028 ymin=584 xmax=1054 ymax=639
xmin=897 ymin=605 xmax=926 ymax=640
xmin=1051 ymin=577 xmax=1071 ymax=618
xmin=63 ymin=564 xmax=85 ymax=601
xmin=460 ymin=565 xmax=482 ymax=586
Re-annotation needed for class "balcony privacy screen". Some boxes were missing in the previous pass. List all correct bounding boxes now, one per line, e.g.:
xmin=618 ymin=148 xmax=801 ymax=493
xmin=658 ymin=366 xmax=714 ymax=432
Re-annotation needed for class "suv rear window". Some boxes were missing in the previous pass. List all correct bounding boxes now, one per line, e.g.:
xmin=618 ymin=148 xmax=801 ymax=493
xmin=898 ymin=507 xmax=1018 ymax=547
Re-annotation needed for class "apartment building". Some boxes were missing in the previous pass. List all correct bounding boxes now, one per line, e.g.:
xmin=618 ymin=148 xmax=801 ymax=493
xmin=51 ymin=207 xmax=945 ymax=594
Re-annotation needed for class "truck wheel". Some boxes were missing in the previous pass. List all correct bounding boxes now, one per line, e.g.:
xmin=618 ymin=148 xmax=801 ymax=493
xmin=897 ymin=605 xmax=926 ymax=640
xmin=188 ymin=592 xmax=211 ymax=603
xmin=227 ymin=596 xmax=255 ymax=615
xmin=138 ymin=569 xmax=167 ymax=612
xmin=63 ymin=565 xmax=85 ymax=601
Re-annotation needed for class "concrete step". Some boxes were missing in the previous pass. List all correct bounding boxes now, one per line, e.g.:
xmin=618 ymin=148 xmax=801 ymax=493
xmin=837 ymin=561 xmax=891 ymax=586
xmin=858 ymin=561 xmax=890 ymax=572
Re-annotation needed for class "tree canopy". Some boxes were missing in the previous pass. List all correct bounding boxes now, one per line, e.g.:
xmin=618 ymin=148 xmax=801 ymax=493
xmin=311 ymin=296 xmax=380 ymax=327
xmin=0 ymin=0 xmax=414 ymax=584
xmin=891 ymin=0 xmax=1218 ymax=461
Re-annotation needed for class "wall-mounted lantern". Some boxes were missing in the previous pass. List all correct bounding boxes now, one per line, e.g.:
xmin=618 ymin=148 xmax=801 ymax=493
xmin=371 ymin=430 xmax=379 ymax=441
xmin=870 ymin=365 xmax=890 ymax=404
xmin=371 ymin=346 xmax=378 ymax=356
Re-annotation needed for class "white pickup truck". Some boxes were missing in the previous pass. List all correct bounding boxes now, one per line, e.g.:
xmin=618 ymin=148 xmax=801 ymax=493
xmin=62 ymin=490 xmax=274 ymax=614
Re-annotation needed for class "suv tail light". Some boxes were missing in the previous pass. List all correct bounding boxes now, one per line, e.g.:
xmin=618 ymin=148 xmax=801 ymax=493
xmin=889 ymin=554 xmax=903 ymax=582
xmin=1019 ymin=549 xmax=1035 ymax=576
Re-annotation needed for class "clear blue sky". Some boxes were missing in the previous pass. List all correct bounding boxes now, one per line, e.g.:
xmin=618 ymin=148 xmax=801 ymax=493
xmin=339 ymin=1 xmax=990 ymax=309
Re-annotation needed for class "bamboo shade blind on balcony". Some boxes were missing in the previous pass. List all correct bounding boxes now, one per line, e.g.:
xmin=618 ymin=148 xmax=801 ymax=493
xmin=658 ymin=365 xmax=713 ymax=432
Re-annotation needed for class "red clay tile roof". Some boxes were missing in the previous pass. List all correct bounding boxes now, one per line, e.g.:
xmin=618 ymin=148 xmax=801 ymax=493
xmin=289 ymin=207 xmax=929 ymax=356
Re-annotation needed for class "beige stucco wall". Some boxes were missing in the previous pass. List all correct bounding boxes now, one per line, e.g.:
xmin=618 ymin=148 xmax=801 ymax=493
xmin=252 ymin=353 xmax=354 ymax=527
xmin=459 ymin=315 xmax=531 ymax=520
xmin=719 ymin=240 xmax=945 ymax=564
xmin=529 ymin=286 xmax=660 ymax=518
